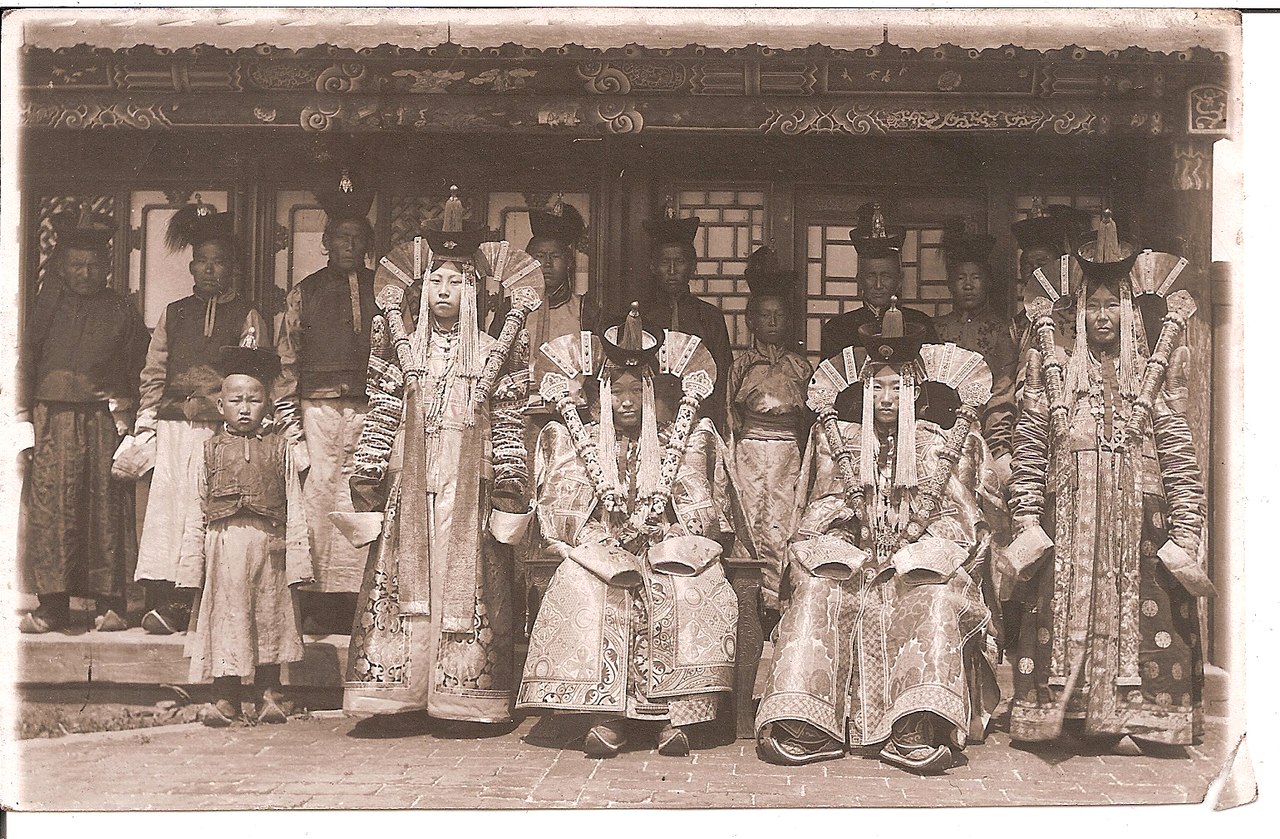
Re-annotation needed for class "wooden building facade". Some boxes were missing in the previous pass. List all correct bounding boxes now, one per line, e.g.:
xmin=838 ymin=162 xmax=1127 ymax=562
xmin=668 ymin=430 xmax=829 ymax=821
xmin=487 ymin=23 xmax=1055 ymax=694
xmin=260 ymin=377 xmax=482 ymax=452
xmin=13 ymin=17 xmax=1238 ymax=660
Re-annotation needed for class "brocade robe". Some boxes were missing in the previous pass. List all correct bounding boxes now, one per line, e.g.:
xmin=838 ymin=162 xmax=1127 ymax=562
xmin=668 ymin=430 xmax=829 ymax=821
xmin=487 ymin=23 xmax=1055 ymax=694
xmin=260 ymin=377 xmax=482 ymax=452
xmin=1007 ymin=352 xmax=1207 ymax=744
xmin=726 ymin=343 xmax=813 ymax=610
xmin=343 ymin=327 xmax=532 ymax=721
xmin=517 ymin=418 xmax=739 ymax=726
xmin=756 ymin=419 xmax=1003 ymax=750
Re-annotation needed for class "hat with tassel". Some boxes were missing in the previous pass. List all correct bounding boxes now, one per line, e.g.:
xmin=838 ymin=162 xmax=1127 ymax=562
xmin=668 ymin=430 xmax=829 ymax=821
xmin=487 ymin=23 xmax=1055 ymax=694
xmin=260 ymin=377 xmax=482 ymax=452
xmin=942 ymin=219 xmax=996 ymax=268
xmin=49 ymin=204 xmax=113 ymax=256
xmin=219 ymin=326 xmax=281 ymax=386
xmin=1075 ymin=209 xmax=1141 ymax=283
xmin=643 ymin=195 xmax=700 ymax=248
xmin=596 ymin=303 xmax=665 ymax=498
xmin=743 ymin=241 xmax=796 ymax=298
xmin=165 ymin=195 xmax=236 ymax=254
xmin=1064 ymin=209 xmax=1144 ymax=399
xmin=528 ymin=193 xmax=587 ymax=250
xmin=313 ymin=163 xmax=376 ymax=226
xmin=849 ymin=202 xmax=905 ymax=259
xmin=423 ymin=185 xmax=488 ymax=263
xmin=1012 ymin=199 xmax=1093 ymax=256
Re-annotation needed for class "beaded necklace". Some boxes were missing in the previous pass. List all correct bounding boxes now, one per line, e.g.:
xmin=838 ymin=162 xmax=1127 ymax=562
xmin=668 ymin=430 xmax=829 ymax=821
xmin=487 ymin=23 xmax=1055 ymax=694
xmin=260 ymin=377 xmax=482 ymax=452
xmin=422 ymin=324 xmax=459 ymax=436
xmin=1087 ymin=352 xmax=1131 ymax=453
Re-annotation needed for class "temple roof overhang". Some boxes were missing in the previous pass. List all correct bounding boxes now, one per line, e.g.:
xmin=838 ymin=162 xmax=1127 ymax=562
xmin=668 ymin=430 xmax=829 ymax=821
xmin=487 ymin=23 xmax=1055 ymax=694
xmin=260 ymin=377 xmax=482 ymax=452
xmin=13 ymin=8 xmax=1238 ymax=139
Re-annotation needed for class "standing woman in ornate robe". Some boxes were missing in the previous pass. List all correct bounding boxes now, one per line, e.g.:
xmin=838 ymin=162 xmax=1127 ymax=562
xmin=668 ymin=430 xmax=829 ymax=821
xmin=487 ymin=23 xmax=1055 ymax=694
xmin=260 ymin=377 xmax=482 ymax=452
xmin=337 ymin=216 xmax=540 ymax=723
xmin=1003 ymin=215 xmax=1211 ymax=747
xmin=727 ymin=244 xmax=812 ymax=619
xmin=518 ymin=313 xmax=739 ymax=757
xmin=756 ymin=310 xmax=1003 ymax=774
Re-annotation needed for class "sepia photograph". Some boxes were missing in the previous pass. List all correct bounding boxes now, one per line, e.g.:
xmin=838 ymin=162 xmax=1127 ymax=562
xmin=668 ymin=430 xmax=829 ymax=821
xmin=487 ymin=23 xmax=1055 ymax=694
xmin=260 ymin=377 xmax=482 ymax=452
xmin=0 ymin=3 xmax=1260 ymax=821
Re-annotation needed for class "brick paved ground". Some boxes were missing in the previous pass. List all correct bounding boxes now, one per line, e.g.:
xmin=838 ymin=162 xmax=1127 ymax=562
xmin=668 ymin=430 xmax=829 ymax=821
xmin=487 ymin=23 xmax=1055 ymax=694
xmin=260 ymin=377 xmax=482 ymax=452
xmin=11 ymin=704 xmax=1228 ymax=811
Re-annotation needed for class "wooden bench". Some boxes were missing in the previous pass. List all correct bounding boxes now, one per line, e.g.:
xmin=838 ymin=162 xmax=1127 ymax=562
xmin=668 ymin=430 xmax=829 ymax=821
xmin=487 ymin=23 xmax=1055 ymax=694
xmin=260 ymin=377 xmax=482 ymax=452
xmin=524 ymin=554 xmax=765 ymax=740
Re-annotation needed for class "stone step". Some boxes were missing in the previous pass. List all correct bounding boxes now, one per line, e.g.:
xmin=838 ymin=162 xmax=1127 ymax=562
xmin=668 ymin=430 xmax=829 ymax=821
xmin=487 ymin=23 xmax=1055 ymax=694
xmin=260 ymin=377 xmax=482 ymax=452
xmin=19 ymin=628 xmax=1232 ymax=719
xmin=18 ymin=626 xmax=352 ymax=688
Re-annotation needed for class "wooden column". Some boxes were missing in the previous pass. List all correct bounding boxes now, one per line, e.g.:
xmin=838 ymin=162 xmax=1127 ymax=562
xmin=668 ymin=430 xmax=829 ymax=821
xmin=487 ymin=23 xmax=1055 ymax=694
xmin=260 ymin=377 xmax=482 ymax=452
xmin=1142 ymin=137 xmax=1220 ymax=662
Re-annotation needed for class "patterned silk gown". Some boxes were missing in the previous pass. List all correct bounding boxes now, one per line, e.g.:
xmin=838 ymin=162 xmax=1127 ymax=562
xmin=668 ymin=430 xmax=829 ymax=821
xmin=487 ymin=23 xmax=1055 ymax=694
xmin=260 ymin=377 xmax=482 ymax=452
xmin=518 ymin=419 xmax=739 ymax=727
xmin=1007 ymin=353 xmax=1207 ymax=744
xmin=343 ymin=327 xmax=531 ymax=721
xmin=756 ymin=419 xmax=1004 ymax=751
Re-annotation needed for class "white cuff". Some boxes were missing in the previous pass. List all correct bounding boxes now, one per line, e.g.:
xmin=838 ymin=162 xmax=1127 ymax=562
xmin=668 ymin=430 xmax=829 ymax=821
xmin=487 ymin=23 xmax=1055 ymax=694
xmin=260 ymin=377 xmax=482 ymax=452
xmin=1000 ymin=523 xmax=1054 ymax=581
xmin=14 ymin=421 xmax=34 ymax=453
xmin=489 ymin=507 xmax=534 ymax=545
xmin=1158 ymin=539 xmax=1216 ymax=598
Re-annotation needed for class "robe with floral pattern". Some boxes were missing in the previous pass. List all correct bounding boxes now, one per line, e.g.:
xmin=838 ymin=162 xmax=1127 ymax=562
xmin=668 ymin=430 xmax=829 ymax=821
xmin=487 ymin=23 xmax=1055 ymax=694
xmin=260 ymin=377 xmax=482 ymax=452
xmin=517 ymin=418 xmax=739 ymax=726
xmin=756 ymin=419 xmax=1004 ymax=749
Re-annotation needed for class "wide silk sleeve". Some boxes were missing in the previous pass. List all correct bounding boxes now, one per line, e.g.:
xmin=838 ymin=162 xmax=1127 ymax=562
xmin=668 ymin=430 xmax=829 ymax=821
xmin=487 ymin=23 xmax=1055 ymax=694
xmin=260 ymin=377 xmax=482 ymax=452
xmin=135 ymin=307 xmax=170 ymax=430
xmin=533 ymin=421 xmax=582 ymax=561
xmin=284 ymin=440 xmax=316 ymax=586
xmin=349 ymin=315 xmax=404 ymax=513
xmin=1008 ymin=348 xmax=1050 ymax=525
xmin=1152 ymin=396 xmax=1207 ymax=554
xmin=273 ymin=284 xmax=303 ymax=403
xmin=175 ymin=444 xmax=209 ymax=589
xmin=793 ymin=420 xmax=855 ymax=540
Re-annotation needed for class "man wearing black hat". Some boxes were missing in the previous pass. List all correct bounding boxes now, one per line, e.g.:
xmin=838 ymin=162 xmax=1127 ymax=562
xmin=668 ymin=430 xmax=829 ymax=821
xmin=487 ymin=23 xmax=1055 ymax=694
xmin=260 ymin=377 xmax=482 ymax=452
xmin=18 ymin=210 xmax=150 ymax=633
xmin=639 ymin=202 xmax=733 ymax=431
xmin=819 ymin=203 xmax=938 ymax=361
xmin=490 ymin=194 xmax=590 ymax=349
xmin=133 ymin=198 xmax=267 ymax=635
xmin=275 ymin=167 xmax=378 ymax=630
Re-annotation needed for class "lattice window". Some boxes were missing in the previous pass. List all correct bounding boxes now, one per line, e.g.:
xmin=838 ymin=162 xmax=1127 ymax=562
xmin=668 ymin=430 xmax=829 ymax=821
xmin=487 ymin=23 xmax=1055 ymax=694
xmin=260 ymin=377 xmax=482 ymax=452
xmin=33 ymin=195 xmax=117 ymax=291
xmin=802 ymin=222 xmax=946 ymax=364
xmin=388 ymin=193 xmax=486 ymax=249
xmin=676 ymin=188 xmax=767 ymax=350
xmin=127 ymin=190 xmax=230 ymax=329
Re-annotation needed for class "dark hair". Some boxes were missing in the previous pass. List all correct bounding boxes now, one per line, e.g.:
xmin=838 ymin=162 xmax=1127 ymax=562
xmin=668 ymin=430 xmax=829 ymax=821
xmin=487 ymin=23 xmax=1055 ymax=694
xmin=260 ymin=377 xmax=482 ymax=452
xmin=745 ymin=290 xmax=793 ymax=318
xmin=323 ymin=215 xmax=375 ymax=252
xmin=191 ymin=236 xmax=239 ymax=263
xmin=650 ymin=240 xmax=697 ymax=265
xmin=527 ymin=233 xmax=573 ymax=253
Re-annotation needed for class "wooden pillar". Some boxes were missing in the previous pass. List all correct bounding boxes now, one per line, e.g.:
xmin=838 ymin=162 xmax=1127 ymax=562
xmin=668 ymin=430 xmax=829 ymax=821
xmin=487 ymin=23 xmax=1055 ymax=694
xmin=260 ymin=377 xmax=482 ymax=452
xmin=1142 ymin=137 xmax=1220 ymax=662
xmin=606 ymin=138 xmax=653 ymax=321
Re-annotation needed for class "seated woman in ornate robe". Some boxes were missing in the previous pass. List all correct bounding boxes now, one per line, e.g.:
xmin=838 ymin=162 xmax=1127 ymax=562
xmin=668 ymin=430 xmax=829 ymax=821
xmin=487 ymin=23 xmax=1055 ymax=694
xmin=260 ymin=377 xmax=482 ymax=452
xmin=336 ymin=223 xmax=542 ymax=724
xmin=756 ymin=308 xmax=1004 ymax=775
xmin=518 ymin=311 xmax=739 ymax=758
xmin=1003 ymin=216 xmax=1210 ymax=748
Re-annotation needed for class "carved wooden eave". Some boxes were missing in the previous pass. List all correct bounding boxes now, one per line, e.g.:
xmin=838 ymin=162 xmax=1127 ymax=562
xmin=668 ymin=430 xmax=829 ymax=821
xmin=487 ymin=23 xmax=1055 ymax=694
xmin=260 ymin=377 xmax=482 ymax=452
xmin=19 ymin=41 xmax=1234 ymax=138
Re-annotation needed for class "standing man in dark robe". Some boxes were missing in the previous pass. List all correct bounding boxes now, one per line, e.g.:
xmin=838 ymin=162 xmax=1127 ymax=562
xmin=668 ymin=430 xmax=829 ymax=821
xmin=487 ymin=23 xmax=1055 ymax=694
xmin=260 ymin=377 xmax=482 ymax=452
xmin=638 ymin=201 xmax=733 ymax=431
xmin=491 ymin=193 xmax=591 ymax=349
xmin=275 ymin=166 xmax=377 ymax=633
xmin=819 ymin=202 xmax=938 ymax=360
xmin=18 ymin=209 xmax=150 ymax=633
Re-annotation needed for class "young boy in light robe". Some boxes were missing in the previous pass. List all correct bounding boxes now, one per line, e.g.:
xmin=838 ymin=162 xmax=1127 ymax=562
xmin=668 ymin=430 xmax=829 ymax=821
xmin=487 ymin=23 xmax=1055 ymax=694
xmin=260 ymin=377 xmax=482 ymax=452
xmin=133 ymin=199 xmax=266 ymax=634
xmin=177 ymin=336 xmax=312 ymax=727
